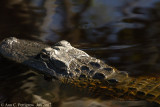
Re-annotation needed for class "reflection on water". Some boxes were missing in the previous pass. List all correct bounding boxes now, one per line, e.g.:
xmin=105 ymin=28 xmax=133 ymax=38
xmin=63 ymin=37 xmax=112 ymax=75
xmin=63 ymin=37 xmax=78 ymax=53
xmin=0 ymin=0 xmax=160 ymax=106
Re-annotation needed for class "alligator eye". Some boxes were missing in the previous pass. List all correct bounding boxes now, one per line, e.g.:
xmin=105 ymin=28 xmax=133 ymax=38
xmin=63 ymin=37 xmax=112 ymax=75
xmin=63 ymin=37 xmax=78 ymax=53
xmin=89 ymin=62 xmax=101 ymax=68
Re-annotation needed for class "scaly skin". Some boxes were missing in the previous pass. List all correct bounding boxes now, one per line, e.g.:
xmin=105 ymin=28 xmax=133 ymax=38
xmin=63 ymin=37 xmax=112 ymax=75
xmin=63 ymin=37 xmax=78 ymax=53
xmin=0 ymin=37 xmax=159 ymax=104
xmin=61 ymin=72 xmax=160 ymax=104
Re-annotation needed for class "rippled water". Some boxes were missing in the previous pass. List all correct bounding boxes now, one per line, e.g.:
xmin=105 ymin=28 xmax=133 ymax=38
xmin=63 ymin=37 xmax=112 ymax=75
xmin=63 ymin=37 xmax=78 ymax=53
xmin=0 ymin=0 xmax=160 ymax=106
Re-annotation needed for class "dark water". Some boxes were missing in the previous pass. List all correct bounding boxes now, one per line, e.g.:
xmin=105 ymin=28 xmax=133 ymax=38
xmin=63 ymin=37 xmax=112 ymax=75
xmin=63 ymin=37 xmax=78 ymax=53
xmin=0 ymin=0 xmax=160 ymax=106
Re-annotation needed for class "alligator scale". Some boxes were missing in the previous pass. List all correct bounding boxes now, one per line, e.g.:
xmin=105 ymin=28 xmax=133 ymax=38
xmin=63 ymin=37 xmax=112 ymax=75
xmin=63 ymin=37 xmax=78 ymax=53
xmin=0 ymin=37 xmax=160 ymax=104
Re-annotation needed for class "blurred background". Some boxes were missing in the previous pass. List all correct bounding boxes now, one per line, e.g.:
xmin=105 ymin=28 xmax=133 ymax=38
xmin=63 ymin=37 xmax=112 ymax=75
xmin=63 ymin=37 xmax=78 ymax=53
xmin=0 ymin=0 xmax=160 ymax=106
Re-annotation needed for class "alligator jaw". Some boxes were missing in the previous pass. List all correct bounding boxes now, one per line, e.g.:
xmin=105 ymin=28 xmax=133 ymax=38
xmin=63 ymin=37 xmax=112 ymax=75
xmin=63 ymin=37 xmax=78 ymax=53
xmin=0 ymin=37 xmax=48 ymax=63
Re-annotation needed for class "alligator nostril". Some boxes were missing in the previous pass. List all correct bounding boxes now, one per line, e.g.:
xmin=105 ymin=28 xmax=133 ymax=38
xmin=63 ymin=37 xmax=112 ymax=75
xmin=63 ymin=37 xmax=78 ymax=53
xmin=93 ymin=73 xmax=106 ymax=80
xmin=89 ymin=62 xmax=101 ymax=68
xmin=81 ymin=66 xmax=90 ymax=72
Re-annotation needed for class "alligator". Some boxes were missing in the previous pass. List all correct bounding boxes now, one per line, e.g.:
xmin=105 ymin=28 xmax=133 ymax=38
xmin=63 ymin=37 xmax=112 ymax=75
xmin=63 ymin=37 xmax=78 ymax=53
xmin=0 ymin=37 xmax=160 ymax=104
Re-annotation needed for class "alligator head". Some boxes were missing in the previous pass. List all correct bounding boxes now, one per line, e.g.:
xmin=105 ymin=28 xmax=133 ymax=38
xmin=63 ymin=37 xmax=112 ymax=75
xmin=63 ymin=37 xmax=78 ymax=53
xmin=0 ymin=37 xmax=127 ymax=82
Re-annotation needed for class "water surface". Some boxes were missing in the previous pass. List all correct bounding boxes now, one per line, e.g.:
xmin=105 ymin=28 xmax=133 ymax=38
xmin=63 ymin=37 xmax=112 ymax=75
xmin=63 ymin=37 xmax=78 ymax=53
xmin=0 ymin=0 xmax=160 ymax=106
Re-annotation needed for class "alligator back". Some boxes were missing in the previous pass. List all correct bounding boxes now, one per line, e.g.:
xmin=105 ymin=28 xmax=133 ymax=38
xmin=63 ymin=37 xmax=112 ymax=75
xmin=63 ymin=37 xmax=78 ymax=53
xmin=60 ymin=70 xmax=160 ymax=104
